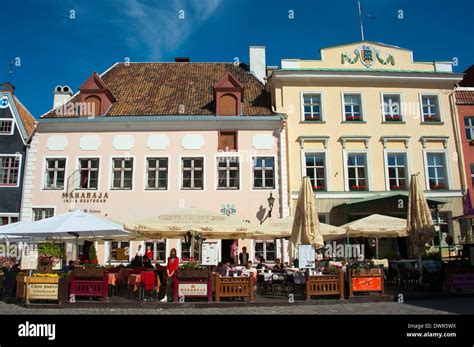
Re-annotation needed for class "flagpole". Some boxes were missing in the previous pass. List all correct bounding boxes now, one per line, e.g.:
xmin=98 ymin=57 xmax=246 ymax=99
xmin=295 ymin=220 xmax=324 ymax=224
xmin=358 ymin=0 xmax=365 ymax=41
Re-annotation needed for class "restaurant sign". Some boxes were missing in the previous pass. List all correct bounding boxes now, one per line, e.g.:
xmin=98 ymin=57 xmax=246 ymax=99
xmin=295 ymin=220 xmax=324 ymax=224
xmin=352 ymin=277 xmax=382 ymax=292
xmin=178 ymin=283 xmax=208 ymax=297
xmin=28 ymin=284 xmax=59 ymax=300
xmin=62 ymin=192 xmax=109 ymax=204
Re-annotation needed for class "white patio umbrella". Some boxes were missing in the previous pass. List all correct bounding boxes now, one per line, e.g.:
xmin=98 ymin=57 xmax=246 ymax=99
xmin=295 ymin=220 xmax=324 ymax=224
xmin=341 ymin=214 xmax=408 ymax=259
xmin=124 ymin=207 xmax=251 ymax=239
xmin=0 ymin=210 xmax=129 ymax=239
xmin=407 ymin=174 xmax=436 ymax=286
xmin=290 ymin=177 xmax=324 ymax=264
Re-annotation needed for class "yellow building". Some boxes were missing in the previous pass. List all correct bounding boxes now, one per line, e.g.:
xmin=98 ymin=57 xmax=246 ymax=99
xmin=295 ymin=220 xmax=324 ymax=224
xmin=268 ymin=41 xmax=466 ymax=257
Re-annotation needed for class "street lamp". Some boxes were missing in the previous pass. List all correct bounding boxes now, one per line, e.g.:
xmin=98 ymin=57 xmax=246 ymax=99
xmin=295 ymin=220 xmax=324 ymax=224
xmin=267 ymin=192 xmax=275 ymax=218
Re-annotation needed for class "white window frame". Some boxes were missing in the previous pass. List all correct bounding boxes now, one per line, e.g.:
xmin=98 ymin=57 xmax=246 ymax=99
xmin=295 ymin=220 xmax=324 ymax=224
xmin=464 ymin=116 xmax=474 ymax=140
xmin=31 ymin=206 xmax=56 ymax=221
xmin=76 ymin=156 xmax=101 ymax=190
xmin=341 ymin=92 xmax=364 ymax=122
xmin=300 ymin=92 xmax=324 ymax=122
xmin=380 ymin=93 xmax=403 ymax=122
xmin=419 ymin=93 xmax=442 ymax=122
xmin=384 ymin=150 xmax=410 ymax=191
xmin=301 ymin=149 xmax=329 ymax=191
xmin=144 ymin=156 xmax=169 ymax=191
xmin=43 ymin=157 xmax=67 ymax=191
xmin=215 ymin=153 xmax=241 ymax=191
xmin=144 ymin=240 xmax=168 ymax=263
xmin=0 ymin=213 xmax=19 ymax=226
xmin=343 ymin=150 xmax=370 ymax=191
xmin=253 ymin=240 xmax=276 ymax=263
xmin=0 ymin=118 xmax=14 ymax=135
xmin=180 ymin=156 xmax=205 ymax=191
xmin=110 ymin=156 xmax=135 ymax=191
xmin=0 ymin=154 xmax=22 ymax=188
xmin=109 ymin=240 xmax=131 ymax=262
xmin=251 ymin=156 xmax=276 ymax=190
xmin=423 ymin=149 xmax=451 ymax=191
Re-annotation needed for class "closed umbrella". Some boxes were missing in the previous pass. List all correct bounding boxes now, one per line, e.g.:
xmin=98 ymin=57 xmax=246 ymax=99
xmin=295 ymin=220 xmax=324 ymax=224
xmin=290 ymin=177 xmax=324 ymax=262
xmin=407 ymin=174 xmax=436 ymax=286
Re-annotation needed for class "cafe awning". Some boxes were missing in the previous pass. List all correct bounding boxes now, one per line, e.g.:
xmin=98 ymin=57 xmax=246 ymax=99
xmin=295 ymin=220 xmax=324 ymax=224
xmin=341 ymin=214 xmax=408 ymax=238
xmin=124 ymin=207 xmax=251 ymax=239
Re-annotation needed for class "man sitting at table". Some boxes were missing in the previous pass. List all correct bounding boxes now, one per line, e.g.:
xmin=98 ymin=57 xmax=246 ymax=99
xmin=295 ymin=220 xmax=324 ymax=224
xmin=256 ymin=257 xmax=266 ymax=270
xmin=213 ymin=262 xmax=229 ymax=277
xmin=243 ymin=261 xmax=257 ymax=277
xmin=272 ymin=258 xmax=283 ymax=271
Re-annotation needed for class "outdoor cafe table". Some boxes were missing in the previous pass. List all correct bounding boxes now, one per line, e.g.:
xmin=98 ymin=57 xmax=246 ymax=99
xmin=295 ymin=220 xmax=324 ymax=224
xmin=108 ymin=272 xmax=123 ymax=296
xmin=127 ymin=272 xmax=160 ymax=301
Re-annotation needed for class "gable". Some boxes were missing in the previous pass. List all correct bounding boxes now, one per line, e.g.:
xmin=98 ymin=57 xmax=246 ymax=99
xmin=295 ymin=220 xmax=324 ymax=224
xmin=282 ymin=41 xmax=440 ymax=72
xmin=0 ymin=93 xmax=28 ymax=142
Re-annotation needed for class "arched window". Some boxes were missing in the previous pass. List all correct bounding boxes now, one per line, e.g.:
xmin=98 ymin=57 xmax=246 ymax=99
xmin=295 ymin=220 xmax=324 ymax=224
xmin=219 ymin=93 xmax=238 ymax=116
xmin=85 ymin=96 xmax=101 ymax=117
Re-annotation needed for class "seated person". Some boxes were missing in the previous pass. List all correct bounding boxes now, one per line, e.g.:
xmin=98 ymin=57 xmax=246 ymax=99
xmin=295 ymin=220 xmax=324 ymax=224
xmin=130 ymin=255 xmax=143 ymax=268
xmin=143 ymin=256 xmax=154 ymax=269
xmin=273 ymin=258 xmax=283 ymax=271
xmin=213 ymin=262 xmax=228 ymax=277
xmin=67 ymin=260 xmax=75 ymax=272
xmin=256 ymin=257 xmax=266 ymax=270
xmin=243 ymin=261 xmax=257 ymax=278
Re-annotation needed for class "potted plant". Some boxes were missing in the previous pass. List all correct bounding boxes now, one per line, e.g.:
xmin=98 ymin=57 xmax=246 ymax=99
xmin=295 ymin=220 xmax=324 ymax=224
xmin=177 ymin=259 xmax=209 ymax=279
xmin=38 ymin=241 xmax=63 ymax=273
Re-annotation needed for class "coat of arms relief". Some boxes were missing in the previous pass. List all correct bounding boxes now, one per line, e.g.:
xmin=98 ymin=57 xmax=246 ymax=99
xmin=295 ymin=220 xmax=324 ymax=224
xmin=341 ymin=44 xmax=395 ymax=68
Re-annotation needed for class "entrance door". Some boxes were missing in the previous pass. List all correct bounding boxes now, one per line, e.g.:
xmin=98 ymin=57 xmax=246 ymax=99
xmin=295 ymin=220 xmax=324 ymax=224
xmin=221 ymin=239 xmax=236 ymax=264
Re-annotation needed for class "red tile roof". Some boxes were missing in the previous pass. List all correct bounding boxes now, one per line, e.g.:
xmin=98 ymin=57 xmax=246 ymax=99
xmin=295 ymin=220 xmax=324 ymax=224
xmin=455 ymin=90 xmax=474 ymax=104
xmin=13 ymin=96 xmax=36 ymax=138
xmin=42 ymin=63 xmax=273 ymax=118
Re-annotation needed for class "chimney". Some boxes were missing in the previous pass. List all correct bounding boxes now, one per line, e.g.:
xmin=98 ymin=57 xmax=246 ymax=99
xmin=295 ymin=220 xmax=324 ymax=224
xmin=53 ymin=85 xmax=73 ymax=109
xmin=249 ymin=46 xmax=266 ymax=84
xmin=175 ymin=57 xmax=190 ymax=62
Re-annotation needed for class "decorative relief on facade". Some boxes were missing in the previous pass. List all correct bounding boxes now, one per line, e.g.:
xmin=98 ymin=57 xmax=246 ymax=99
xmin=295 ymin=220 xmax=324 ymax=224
xmin=47 ymin=135 xmax=68 ymax=151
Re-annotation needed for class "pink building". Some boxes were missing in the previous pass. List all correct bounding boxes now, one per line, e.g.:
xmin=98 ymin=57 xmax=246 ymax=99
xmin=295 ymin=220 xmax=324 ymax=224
xmin=22 ymin=51 xmax=288 ymax=265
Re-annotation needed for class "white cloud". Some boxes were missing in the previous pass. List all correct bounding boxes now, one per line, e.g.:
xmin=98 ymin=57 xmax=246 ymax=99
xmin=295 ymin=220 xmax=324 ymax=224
xmin=120 ymin=0 xmax=222 ymax=59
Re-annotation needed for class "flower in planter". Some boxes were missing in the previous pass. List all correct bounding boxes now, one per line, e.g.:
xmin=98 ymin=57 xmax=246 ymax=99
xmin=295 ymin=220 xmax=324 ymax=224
xmin=312 ymin=185 xmax=324 ymax=190
xmin=350 ymin=185 xmax=367 ymax=191
xmin=431 ymin=183 xmax=446 ymax=190
xmin=391 ymin=185 xmax=405 ymax=190
xmin=425 ymin=115 xmax=440 ymax=122
xmin=347 ymin=115 xmax=362 ymax=121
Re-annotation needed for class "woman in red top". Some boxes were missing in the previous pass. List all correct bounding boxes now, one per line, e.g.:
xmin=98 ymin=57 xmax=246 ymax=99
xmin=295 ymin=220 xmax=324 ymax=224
xmin=160 ymin=248 xmax=179 ymax=302
xmin=145 ymin=245 xmax=153 ymax=261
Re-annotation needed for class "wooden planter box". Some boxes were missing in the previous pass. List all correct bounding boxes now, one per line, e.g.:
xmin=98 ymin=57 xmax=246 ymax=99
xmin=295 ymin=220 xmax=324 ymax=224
xmin=73 ymin=268 xmax=105 ymax=278
xmin=16 ymin=276 xmax=67 ymax=304
xmin=349 ymin=268 xmax=384 ymax=297
xmin=214 ymin=274 xmax=255 ymax=303
xmin=176 ymin=269 xmax=210 ymax=280
xmin=306 ymin=272 xmax=344 ymax=300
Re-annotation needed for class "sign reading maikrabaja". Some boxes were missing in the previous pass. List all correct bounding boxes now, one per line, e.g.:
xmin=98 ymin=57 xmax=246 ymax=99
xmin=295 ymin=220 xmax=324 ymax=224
xmin=28 ymin=283 xmax=59 ymax=300
xmin=62 ymin=191 xmax=109 ymax=203
xmin=178 ymin=283 xmax=208 ymax=296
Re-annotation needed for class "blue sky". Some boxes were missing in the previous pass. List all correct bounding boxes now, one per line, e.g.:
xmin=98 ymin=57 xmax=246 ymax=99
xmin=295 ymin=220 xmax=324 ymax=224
xmin=2 ymin=0 xmax=473 ymax=118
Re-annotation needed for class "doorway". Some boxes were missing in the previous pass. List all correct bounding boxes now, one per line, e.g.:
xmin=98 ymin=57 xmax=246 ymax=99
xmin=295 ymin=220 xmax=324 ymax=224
xmin=221 ymin=239 xmax=236 ymax=264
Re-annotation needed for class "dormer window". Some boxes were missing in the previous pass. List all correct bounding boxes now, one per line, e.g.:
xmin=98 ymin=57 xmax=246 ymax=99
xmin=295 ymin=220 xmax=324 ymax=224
xmin=78 ymin=72 xmax=115 ymax=117
xmin=85 ymin=96 xmax=101 ymax=118
xmin=214 ymin=72 xmax=244 ymax=116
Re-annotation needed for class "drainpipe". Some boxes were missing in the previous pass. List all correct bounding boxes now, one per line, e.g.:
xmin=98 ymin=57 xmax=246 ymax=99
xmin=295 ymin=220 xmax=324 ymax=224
xmin=449 ymin=86 xmax=470 ymax=244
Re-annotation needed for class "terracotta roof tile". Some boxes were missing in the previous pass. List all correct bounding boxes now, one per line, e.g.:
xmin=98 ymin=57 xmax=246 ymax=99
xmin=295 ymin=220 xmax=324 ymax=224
xmin=456 ymin=90 xmax=474 ymax=104
xmin=42 ymin=63 xmax=273 ymax=118
xmin=13 ymin=96 xmax=36 ymax=138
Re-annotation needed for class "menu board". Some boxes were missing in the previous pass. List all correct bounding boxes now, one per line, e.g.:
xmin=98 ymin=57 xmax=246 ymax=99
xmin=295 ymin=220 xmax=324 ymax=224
xmin=201 ymin=242 xmax=219 ymax=266
xmin=20 ymin=246 xmax=38 ymax=270
xmin=298 ymin=244 xmax=315 ymax=269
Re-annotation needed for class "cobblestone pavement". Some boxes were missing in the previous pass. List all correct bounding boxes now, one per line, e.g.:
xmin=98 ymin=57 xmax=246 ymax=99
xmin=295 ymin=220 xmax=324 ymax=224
xmin=0 ymin=298 xmax=472 ymax=315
